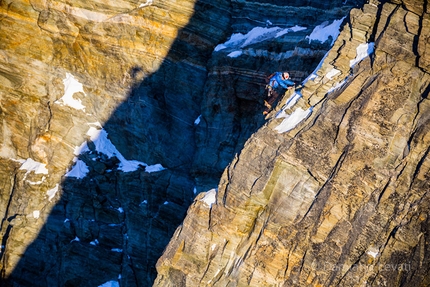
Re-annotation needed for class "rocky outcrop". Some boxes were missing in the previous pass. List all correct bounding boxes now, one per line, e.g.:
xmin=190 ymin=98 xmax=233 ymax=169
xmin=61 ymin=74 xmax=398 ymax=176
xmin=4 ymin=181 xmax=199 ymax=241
xmin=155 ymin=1 xmax=430 ymax=286
xmin=192 ymin=0 xmax=365 ymax=189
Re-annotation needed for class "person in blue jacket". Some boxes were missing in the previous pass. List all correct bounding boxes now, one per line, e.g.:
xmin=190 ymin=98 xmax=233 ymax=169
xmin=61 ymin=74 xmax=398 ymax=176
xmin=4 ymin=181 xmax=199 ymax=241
xmin=267 ymin=72 xmax=295 ymax=91
xmin=264 ymin=72 xmax=295 ymax=114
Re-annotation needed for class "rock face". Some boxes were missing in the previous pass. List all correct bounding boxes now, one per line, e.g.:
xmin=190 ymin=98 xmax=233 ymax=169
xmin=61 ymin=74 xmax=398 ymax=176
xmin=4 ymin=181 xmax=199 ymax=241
xmin=155 ymin=1 xmax=430 ymax=286
xmin=0 ymin=0 xmax=231 ymax=285
xmin=7 ymin=0 xmax=428 ymax=285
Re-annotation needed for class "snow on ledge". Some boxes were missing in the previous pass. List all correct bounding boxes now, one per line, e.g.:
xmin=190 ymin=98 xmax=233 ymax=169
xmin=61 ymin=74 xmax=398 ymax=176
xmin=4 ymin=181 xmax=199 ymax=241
xmin=275 ymin=107 xmax=313 ymax=133
xmin=306 ymin=17 xmax=345 ymax=45
xmin=18 ymin=158 xmax=49 ymax=181
xmin=55 ymin=73 xmax=86 ymax=111
xmin=201 ymin=188 xmax=217 ymax=207
xmin=98 ymin=281 xmax=119 ymax=287
xmin=350 ymin=42 xmax=375 ymax=68
xmin=139 ymin=0 xmax=153 ymax=8
xmin=65 ymin=159 xmax=89 ymax=179
xmin=194 ymin=115 xmax=202 ymax=125
xmin=215 ymin=25 xmax=307 ymax=52
xmin=66 ymin=122 xmax=165 ymax=179
xmin=46 ymin=184 xmax=59 ymax=202
xmin=227 ymin=51 xmax=242 ymax=58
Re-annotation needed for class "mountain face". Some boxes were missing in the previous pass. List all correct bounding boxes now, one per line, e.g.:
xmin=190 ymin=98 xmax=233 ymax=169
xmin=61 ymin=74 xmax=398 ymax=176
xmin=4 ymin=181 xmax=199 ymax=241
xmin=155 ymin=0 xmax=430 ymax=286
xmin=1 ymin=0 xmax=428 ymax=286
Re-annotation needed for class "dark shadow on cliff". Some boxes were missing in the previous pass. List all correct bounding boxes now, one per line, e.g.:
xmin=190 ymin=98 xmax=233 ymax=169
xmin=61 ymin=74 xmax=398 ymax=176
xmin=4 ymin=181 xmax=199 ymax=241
xmin=2 ymin=1 xmax=367 ymax=286
xmin=1 ymin=1 xmax=270 ymax=286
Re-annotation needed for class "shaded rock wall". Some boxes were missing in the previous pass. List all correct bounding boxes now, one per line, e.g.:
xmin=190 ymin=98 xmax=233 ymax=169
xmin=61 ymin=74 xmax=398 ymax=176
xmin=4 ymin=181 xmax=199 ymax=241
xmin=155 ymin=1 xmax=430 ymax=286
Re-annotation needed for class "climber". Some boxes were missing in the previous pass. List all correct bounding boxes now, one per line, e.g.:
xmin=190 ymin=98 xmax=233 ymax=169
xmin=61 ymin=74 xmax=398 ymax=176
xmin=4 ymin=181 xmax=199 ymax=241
xmin=264 ymin=72 xmax=295 ymax=115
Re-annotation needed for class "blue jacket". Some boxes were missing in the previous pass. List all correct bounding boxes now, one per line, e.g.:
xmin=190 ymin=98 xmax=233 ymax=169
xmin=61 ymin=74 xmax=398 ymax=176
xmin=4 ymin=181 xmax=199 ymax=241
xmin=269 ymin=72 xmax=295 ymax=89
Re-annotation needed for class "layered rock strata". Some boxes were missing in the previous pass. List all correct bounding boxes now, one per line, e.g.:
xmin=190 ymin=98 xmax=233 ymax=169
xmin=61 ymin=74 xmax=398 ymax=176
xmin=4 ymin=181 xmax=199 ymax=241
xmin=155 ymin=1 xmax=430 ymax=286
xmin=0 ymin=0 xmax=368 ymax=285
xmin=0 ymin=0 xmax=231 ymax=285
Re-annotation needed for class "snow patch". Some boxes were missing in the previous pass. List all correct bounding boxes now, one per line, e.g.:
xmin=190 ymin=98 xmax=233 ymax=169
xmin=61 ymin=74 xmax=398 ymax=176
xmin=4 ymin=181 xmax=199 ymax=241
xmin=33 ymin=210 xmax=40 ymax=219
xmin=276 ymin=92 xmax=302 ymax=119
xmin=327 ymin=78 xmax=348 ymax=94
xmin=227 ymin=50 xmax=242 ymax=58
xmin=19 ymin=158 xmax=49 ymax=180
xmin=215 ymin=25 xmax=307 ymax=51
xmin=326 ymin=68 xmax=341 ymax=80
xmin=66 ymin=123 xmax=165 ymax=178
xmin=46 ymin=184 xmax=59 ymax=202
xmin=70 ymin=236 xmax=80 ymax=243
xmin=55 ymin=73 xmax=86 ymax=111
xmin=98 ymin=281 xmax=119 ymax=287
xmin=201 ymin=188 xmax=217 ymax=207
xmin=27 ymin=176 xmax=46 ymax=185
xmin=367 ymin=247 xmax=379 ymax=258
xmin=139 ymin=0 xmax=153 ymax=8
xmin=306 ymin=18 xmax=345 ymax=45
xmin=65 ymin=159 xmax=89 ymax=179
xmin=145 ymin=164 xmax=165 ymax=173
xmin=275 ymin=107 xmax=313 ymax=133
xmin=194 ymin=115 xmax=201 ymax=125
xmin=350 ymin=42 xmax=375 ymax=68
xmin=111 ymin=248 xmax=123 ymax=253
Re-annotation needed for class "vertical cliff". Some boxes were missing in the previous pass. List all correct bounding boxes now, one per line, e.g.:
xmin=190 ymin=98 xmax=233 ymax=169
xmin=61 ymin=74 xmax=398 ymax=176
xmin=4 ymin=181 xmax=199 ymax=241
xmin=155 ymin=0 xmax=430 ymax=286
xmin=0 ymin=0 xmax=232 ymax=285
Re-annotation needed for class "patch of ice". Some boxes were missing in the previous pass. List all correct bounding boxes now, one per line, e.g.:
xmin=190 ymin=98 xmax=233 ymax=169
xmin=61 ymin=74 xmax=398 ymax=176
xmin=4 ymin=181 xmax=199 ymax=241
xmin=306 ymin=18 xmax=345 ymax=45
xmin=275 ymin=107 xmax=313 ymax=133
xmin=55 ymin=73 xmax=86 ymax=111
xmin=201 ymin=188 xmax=217 ymax=207
xmin=47 ymin=184 xmax=59 ymax=201
xmin=350 ymin=42 xmax=375 ymax=68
